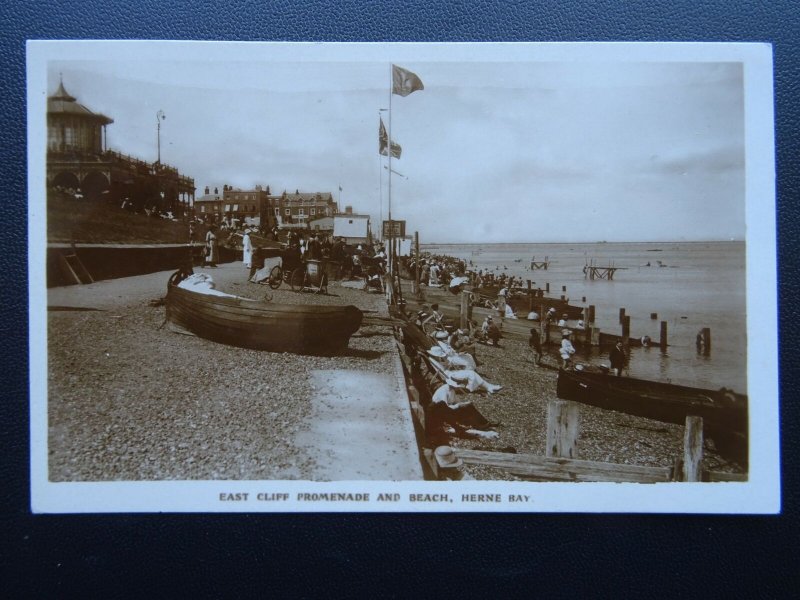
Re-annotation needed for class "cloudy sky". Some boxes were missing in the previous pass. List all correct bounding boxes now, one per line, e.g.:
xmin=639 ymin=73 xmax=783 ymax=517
xmin=45 ymin=44 xmax=746 ymax=243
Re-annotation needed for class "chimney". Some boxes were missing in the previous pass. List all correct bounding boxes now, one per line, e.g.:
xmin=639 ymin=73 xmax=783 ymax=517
xmin=214 ymin=187 xmax=219 ymax=194
xmin=255 ymin=184 xmax=262 ymax=192
xmin=345 ymin=205 xmax=353 ymax=214
xmin=204 ymin=186 xmax=210 ymax=195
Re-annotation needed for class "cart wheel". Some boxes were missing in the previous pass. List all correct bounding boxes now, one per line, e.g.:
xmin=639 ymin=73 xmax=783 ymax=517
xmin=268 ymin=265 xmax=283 ymax=289
xmin=290 ymin=268 xmax=305 ymax=292
xmin=316 ymin=273 xmax=328 ymax=295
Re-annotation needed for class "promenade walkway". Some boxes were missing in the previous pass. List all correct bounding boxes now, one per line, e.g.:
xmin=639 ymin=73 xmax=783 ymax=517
xmin=45 ymin=263 xmax=422 ymax=481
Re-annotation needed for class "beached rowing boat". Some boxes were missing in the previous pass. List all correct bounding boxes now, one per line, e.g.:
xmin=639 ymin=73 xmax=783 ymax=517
xmin=166 ymin=271 xmax=363 ymax=355
xmin=556 ymin=368 xmax=748 ymax=464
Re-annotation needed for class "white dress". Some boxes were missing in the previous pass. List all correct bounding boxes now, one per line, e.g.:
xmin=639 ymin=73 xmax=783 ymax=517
xmin=242 ymin=233 xmax=253 ymax=268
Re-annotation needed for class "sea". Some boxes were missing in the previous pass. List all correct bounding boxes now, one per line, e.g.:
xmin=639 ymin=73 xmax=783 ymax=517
xmin=421 ymin=241 xmax=747 ymax=393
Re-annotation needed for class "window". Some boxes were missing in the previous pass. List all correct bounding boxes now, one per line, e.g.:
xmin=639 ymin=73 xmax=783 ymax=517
xmin=275 ymin=208 xmax=280 ymax=216
xmin=285 ymin=208 xmax=290 ymax=216
xmin=299 ymin=208 xmax=304 ymax=216
xmin=232 ymin=204 xmax=239 ymax=211
xmin=311 ymin=208 xmax=316 ymax=215
xmin=200 ymin=205 xmax=205 ymax=213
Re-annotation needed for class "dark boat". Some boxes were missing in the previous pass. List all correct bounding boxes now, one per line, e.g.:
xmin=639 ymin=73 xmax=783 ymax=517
xmin=556 ymin=368 xmax=748 ymax=465
xmin=166 ymin=271 xmax=363 ymax=355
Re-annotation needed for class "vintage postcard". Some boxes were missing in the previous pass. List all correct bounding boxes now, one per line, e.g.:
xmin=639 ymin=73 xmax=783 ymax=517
xmin=28 ymin=41 xmax=778 ymax=513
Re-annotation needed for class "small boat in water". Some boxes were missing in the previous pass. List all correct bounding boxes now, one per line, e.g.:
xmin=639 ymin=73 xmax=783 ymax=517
xmin=166 ymin=270 xmax=363 ymax=355
xmin=556 ymin=368 xmax=748 ymax=465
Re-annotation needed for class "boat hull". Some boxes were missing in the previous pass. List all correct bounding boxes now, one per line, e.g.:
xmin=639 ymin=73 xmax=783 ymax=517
xmin=166 ymin=280 xmax=363 ymax=355
xmin=556 ymin=368 xmax=748 ymax=465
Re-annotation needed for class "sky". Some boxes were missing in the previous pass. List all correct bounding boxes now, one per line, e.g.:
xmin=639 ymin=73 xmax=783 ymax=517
xmin=46 ymin=47 xmax=747 ymax=243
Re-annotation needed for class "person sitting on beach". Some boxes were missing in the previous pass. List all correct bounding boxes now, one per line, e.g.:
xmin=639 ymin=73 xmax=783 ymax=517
xmin=429 ymin=263 xmax=440 ymax=286
xmin=557 ymin=314 xmax=568 ymax=327
xmin=504 ymin=303 xmax=517 ymax=319
xmin=449 ymin=328 xmax=478 ymax=366
xmin=481 ymin=316 xmax=502 ymax=346
xmin=526 ymin=310 xmax=540 ymax=321
xmin=422 ymin=303 xmax=445 ymax=331
xmin=560 ymin=330 xmax=576 ymax=369
xmin=427 ymin=348 xmax=502 ymax=394
xmin=429 ymin=379 xmax=500 ymax=434
xmin=434 ymin=338 xmax=477 ymax=370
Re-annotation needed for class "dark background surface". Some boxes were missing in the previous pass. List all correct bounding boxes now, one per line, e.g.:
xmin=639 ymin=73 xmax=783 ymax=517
xmin=1 ymin=1 xmax=796 ymax=595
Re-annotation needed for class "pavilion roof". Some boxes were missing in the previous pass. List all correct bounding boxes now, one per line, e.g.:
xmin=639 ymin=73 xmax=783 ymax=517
xmin=47 ymin=81 xmax=114 ymax=125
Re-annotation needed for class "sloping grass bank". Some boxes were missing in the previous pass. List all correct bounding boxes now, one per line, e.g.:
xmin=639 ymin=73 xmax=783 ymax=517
xmin=48 ymin=196 xmax=191 ymax=244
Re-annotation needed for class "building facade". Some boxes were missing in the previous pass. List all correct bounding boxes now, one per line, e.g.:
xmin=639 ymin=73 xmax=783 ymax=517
xmin=46 ymin=80 xmax=195 ymax=213
xmin=278 ymin=191 xmax=337 ymax=226
xmin=195 ymin=186 xmax=338 ymax=231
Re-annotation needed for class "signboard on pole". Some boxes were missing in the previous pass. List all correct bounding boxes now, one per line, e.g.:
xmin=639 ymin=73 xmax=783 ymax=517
xmin=382 ymin=220 xmax=406 ymax=238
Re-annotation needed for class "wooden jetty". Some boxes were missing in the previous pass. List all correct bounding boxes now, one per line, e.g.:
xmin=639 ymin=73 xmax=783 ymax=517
xmin=529 ymin=256 xmax=549 ymax=270
xmin=583 ymin=259 xmax=624 ymax=280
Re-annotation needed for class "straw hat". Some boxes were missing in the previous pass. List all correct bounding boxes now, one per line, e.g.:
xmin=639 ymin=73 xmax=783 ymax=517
xmin=434 ymin=446 xmax=463 ymax=469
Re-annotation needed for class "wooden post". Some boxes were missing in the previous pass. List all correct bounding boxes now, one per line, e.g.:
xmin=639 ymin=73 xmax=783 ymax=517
xmin=682 ymin=416 xmax=704 ymax=482
xmin=460 ymin=290 xmax=469 ymax=330
xmin=702 ymin=327 xmax=711 ymax=356
xmin=546 ymin=399 xmax=580 ymax=459
xmin=527 ymin=280 xmax=532 ymax=312
xmin=588 ymin=305 xmax=596 ymax=324
xmin=619 ymin=307 xmax=626 ymax=324
xmin=622 ymin=315 xmax=630 ymax=347
xmin=660 ymin=320 xmax=668 ymax=351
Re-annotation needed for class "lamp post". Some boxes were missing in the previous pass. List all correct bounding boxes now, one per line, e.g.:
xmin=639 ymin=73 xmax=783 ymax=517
xmin=156 ymin=110 xmax=166 ymax=165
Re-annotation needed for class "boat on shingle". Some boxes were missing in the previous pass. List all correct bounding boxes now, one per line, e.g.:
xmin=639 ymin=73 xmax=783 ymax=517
xmin=557 ymin=367 xmax=748 ymax=466
xmin=166 ymin=270 xmax=363 ymax=355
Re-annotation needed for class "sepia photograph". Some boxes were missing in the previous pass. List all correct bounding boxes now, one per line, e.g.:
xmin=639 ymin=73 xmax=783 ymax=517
xmin=28 ymin=41 xmax=778 ymax=513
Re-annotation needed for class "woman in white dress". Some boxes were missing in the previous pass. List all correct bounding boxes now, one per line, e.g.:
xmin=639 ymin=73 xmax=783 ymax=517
xmin=205 ymin=225 xmax=219 ymax=267
xmin=242 ymin=229 xmax=253 ymax=269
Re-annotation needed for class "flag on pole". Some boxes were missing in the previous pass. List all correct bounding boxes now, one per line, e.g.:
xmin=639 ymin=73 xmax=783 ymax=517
xmin=379 ymin=118 xmax=402 ymax=158
xmin=392 ymin=64 xmax=424 ymax=97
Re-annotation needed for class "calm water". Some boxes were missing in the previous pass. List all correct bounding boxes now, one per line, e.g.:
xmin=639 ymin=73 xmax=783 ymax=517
xmin=422 ymin=241 xmax=747 ymax=393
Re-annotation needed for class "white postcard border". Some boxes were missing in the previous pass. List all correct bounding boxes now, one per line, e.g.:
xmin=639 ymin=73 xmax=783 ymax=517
xmin=28 ymin=40 xmax=779 ymax=513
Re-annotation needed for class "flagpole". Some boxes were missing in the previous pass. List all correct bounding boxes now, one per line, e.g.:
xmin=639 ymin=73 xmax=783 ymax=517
xmin=388 ymin=64 xmax=393 ymax=273
xmin=378 ymin=110 xmax=384 ymax=242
